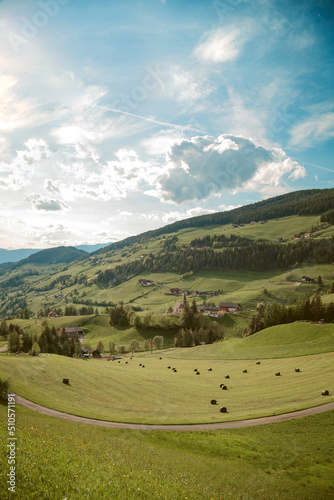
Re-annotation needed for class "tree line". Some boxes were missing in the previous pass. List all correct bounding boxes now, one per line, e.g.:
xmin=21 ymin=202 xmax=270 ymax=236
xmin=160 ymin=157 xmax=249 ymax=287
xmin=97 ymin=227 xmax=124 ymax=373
xmin=96 ymin=237 xmax=334 ymax=287
xmin=0 ymin=321 xmax=83 ymax=357
xmin=247 ymin=293 xmax=334 ymax=335
xmin=189 ymin=233 xmax=252 ymax=248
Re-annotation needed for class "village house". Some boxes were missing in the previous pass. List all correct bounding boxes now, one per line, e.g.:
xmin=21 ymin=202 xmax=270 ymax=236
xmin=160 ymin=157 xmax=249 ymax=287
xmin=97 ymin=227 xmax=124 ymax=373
xmin=170 ymin=288 xmax=182 ymax=295
xmin=57 ymin=327 xmax=85 ymax=341
xmin=301 ymin=276 xmax=315 ymax=283
xmin=218 ymin=302 xmax=242 ymax=313
xmin=197 ymin=305 xmax=220 ymax=318
xmin=48 ymin=311 xmax=57 ymax=318
xmin=138 ymin=279 xmax=154 ymax=286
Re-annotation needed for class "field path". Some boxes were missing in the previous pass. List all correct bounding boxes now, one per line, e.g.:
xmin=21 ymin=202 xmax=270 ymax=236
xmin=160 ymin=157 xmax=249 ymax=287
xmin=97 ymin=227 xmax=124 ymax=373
xmin=15 ymin=395 xmax=334 ymax=431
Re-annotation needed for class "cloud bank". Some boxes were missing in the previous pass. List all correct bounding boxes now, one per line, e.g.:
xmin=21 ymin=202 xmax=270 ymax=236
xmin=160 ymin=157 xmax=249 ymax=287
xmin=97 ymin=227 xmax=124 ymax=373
xmin=157 ymin=134 xmax=306 ymax=203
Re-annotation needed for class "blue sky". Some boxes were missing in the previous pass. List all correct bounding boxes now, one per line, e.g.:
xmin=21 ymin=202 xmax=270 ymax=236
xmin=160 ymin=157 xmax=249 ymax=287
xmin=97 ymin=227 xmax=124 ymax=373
xmin=0 ymin=0 xmax=333 ymax=249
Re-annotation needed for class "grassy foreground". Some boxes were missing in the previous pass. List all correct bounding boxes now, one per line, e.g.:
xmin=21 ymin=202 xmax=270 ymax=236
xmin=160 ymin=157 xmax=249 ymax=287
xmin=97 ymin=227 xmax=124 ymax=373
xmin=0 ymin=351 xmax=333 ymax=424
xmin=1 ymin=403 xmax=333 ymax=499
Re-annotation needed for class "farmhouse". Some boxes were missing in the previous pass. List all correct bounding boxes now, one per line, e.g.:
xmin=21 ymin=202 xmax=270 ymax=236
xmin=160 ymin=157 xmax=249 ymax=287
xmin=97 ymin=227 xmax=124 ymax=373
xmin=57 ymin=327 xmax=85 ymax=341
xmin=218 ymin=302 xmax=242 ymax=313
xmin=48 ymin=311 xmax=57 ymax=318
xmin=170 ymin=288 xmax=182 ymax=295
xmin=197 ymin=305 xmax=220 ymax=318
xmin=301 ymin=276 xmax=315 ymax=283
xmin=138 ymin=278 xmax=153 ymax=286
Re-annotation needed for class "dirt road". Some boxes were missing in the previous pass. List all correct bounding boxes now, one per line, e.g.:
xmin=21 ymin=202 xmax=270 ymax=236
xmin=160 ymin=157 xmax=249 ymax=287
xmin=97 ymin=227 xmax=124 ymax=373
xmin=15 ymin=395 xmax=334 ymax=431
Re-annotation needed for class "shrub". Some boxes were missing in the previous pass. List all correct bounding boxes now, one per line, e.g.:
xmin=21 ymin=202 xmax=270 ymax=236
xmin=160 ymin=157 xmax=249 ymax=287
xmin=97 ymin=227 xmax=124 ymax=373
xmin=0 ymin=376 xmax=11 ymax=401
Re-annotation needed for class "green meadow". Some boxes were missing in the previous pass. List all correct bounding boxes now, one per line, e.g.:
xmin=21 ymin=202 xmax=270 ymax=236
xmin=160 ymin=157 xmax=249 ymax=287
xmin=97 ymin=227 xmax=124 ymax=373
xmin=1 ymin=323 xmax=333 ymax=425
xmin=1 ymin=403 xmax=333 ymax=499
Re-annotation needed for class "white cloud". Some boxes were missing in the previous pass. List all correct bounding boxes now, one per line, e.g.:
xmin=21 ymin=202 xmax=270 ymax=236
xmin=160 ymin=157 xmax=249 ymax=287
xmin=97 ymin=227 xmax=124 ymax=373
xmin=163 ymin=65 xmax=213 ymax=106
xmin=194 ymin=23 xmax=253 ymax=64
xmin=157 ymin=134 xmax=305 ymax=204
xmin=218 ymin=203 xmax=242 ymax=211
xmin=194 ymin=29 xmax=240 ymax=63
xmin=25 ymin=194 xmax=70 ymax=212
xmin=289 ymin=112 xmax=334 ymax=147
xmin=161 ymin=207 xmax=216 ymax=224
xmin=0 ymin=138 xmax=51 ymax=191
xmin=52 ymin=148 xmax=158 ymax=202
xmin=141 ymin=130 xmax=184 ymax=156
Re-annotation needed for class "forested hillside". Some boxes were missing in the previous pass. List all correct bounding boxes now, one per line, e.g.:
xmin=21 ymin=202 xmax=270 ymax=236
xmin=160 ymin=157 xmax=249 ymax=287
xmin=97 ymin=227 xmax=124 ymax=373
xmin=94 ymin=188 xmax=334 ymax=254
xmin=96 ymin=237 xmax=334 ymax=287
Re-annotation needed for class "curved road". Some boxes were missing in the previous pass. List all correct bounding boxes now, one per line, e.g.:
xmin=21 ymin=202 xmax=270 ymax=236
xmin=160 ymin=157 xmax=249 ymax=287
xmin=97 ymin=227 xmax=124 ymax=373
xmin=15 ymin=395 xmax=334 ymax=431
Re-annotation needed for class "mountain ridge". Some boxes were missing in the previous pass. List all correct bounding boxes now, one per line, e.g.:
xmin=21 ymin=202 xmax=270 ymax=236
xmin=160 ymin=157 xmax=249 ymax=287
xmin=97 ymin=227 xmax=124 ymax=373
xmin=92 ymin=188 xmax=334 ymax=256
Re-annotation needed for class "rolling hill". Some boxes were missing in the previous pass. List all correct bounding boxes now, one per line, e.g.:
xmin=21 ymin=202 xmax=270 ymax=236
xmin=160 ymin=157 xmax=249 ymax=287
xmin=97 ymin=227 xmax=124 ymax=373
xmin=0 ymin=188 xmax=333 ymax=319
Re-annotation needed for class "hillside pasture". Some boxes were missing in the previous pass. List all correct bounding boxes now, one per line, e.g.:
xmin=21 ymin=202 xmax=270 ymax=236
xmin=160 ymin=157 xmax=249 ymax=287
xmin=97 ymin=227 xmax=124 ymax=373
xmin=1 ymin=404 xmax=333 ymax=500
xmin=0 ymin=349 xmax=333 ymax=424
xmin=155 ymin=322 xmax=334 ymax=360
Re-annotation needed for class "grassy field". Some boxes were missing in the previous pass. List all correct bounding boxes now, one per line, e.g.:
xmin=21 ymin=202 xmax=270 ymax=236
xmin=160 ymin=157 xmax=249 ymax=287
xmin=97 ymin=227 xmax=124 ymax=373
xmin=0 ymin=347 xmax=333 ymax=424
xmin=0 ymin=403 xmax=333 ymax=499
xmin=154 ymin=323 xmax=334 ymax=360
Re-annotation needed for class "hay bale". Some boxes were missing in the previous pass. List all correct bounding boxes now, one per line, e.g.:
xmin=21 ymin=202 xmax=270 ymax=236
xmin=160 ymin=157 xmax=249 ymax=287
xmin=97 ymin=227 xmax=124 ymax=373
xmin=62 ymin=378 xmax=69 ymax=385
xmin=208 ymin=368 xmax=212 ymax=371
xmin=295 ymin=368 xmax=300 ymax=372
xmin=243 ymin=369 xmax=248 ymax=373
xmin=211 ymin=399 xmax=217 ymax=405
xmin=196 ymin=372 xmax=200 ymax=375
xmin=225 ymin=375 xmax=230 ymax=379
xmin=322 ymin=390 xmax=329 ymax=396
xmin=194 ymin=369 xmax=198 ymax=372
xmin=174 ymin=369 xmax=177 ymax=373
xmin=167 ymin=366 xmax=171 ymax=369
xmin=220 ymin=406 xmax=227 ymax=413
xmin=142 ymin=365 xmax=145 ymax=368
xmin=159 ymin=357 xmax=162 ymax=360
xmin=222 ymin=385 xmax=227 ymax=390
xmin=275 ymin=372 xmax=280 ymax=376
xmin=139 ymin=363 xmax=142 ymax=366
xmin=256 ymin=361 xmax=261 ymax=365
xmin=125 ymin=361 xmax=128 ymax=364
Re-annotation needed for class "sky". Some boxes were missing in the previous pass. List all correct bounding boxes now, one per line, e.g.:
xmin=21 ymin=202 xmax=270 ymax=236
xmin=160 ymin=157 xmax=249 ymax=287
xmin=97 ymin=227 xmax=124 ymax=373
xmin=0 ymin=0 xmax=333 ymax=249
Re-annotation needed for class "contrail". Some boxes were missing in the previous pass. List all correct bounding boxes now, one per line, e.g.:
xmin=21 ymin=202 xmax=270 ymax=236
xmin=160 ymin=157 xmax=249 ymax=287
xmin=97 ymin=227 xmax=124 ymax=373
xmin=95 ymin=105 xmax=203 ymax=134
xmin=291 ymin=157 xmax=334 ymax=173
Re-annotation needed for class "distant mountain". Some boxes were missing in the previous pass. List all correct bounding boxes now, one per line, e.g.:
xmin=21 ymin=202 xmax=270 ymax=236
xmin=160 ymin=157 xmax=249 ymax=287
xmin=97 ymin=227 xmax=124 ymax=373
xmin=16 ymin=246 xmax=87 ymax=267
xmin=0 ymin=243 xmax=111 ymax=265
xmin=75 ymin=243 xmax=112 ymax=253
xmin=0 ymin=248 xmax=42 ymax=265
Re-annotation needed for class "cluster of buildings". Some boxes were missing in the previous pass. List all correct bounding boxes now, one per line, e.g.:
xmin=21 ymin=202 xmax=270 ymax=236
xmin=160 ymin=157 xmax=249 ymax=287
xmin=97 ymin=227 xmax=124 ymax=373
xmin=171 ymin=294 xmax=242 ymax=318
xmin=57 ymin=327 xmax=85 ymax=341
